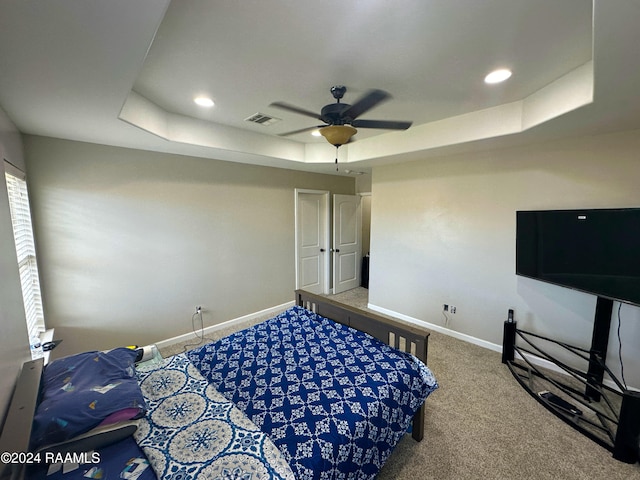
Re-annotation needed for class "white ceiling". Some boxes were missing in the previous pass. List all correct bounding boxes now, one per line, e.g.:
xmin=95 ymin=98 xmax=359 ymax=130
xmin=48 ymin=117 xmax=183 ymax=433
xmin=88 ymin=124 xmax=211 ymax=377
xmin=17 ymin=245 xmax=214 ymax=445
xmin=0 ymin=0 xmax=639 ymax=175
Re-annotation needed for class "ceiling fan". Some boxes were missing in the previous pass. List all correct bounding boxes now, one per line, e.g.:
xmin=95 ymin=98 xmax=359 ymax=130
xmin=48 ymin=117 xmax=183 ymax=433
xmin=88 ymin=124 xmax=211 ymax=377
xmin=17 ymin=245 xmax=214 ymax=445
xmin=270 ymin=86 xmax=412 ymax=146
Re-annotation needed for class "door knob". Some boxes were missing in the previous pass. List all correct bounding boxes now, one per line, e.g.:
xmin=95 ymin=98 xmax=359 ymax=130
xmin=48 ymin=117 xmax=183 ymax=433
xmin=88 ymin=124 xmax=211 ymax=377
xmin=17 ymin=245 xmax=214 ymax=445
xmin=320 ymin=248 xmax=326 ymax=252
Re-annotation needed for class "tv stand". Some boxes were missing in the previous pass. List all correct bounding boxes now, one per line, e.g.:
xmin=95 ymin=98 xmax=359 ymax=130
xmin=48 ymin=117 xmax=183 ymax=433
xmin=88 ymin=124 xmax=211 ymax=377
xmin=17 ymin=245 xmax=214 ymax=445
xmin=502 ymin=296 xmax=640 ymax=464
xmin=586 ymin=297 xmax=613 ymax=402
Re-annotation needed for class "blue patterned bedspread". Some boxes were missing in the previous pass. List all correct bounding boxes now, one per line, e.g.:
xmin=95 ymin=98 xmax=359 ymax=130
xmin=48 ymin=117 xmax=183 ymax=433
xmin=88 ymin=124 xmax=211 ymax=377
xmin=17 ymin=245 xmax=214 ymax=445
xmin=135 ymin=354 xmax=295 ymax=480
xmin=187 ymin=306 xmax=438 ymax=479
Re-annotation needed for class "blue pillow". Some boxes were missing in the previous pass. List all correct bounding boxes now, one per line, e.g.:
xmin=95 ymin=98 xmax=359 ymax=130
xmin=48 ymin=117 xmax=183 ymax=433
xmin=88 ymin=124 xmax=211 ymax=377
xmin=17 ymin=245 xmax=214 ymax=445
xmin=31 ymin=348 xmax=146 ymax=450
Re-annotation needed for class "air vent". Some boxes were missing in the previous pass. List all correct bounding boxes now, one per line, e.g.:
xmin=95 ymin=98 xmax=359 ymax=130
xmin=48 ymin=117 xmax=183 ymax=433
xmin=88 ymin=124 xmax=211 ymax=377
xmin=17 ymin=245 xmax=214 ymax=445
xmin=244 ymin=113 xmax=281 ymax=126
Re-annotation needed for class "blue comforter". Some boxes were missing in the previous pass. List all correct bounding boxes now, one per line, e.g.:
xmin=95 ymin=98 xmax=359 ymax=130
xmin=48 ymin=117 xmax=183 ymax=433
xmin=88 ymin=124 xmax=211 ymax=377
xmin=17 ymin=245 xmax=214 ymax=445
xmin=187 ymin=306 xmax=438 ymax=479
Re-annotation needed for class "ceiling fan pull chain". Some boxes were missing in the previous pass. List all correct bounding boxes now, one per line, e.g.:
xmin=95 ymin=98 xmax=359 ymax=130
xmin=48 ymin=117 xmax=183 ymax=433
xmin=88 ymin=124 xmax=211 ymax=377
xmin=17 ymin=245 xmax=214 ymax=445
xmin=335 ymin=145 xmax=339 ymax=171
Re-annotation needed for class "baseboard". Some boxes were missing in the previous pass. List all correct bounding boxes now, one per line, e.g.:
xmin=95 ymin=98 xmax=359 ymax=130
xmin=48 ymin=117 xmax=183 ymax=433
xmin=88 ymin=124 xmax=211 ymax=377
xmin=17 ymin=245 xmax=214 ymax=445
xmin=367 ymin=302 xmax=576 ymax=380
xmin=368 ymin=303 xmax=504 ymax=352
xmin=155 ymin=300 xmax=294 ymax=351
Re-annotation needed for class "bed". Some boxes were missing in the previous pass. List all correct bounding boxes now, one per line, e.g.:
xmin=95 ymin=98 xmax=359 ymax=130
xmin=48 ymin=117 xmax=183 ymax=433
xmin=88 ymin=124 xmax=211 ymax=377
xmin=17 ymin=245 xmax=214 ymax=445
xmin=0 ymin=290 xmax=438 ymax=480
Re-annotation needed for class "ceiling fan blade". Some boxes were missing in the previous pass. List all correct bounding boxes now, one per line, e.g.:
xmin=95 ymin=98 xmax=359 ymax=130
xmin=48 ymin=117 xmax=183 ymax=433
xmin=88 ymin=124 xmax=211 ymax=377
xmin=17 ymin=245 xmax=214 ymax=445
xmin=270 ymin=101 xmax=322 ymax=121
xmin=351 ymin=119 xmax=412 ymax=130
xmin=277 ymin=125 xmax=322 ymax=136
xmin=341 ymin=89 xmax=390 ymax=120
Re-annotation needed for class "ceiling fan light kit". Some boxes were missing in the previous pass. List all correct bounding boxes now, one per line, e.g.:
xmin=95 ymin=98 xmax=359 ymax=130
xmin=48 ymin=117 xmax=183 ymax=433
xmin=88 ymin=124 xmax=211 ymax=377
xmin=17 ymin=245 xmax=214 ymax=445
xmin=319 ymin=125 xmax=357 ymax=146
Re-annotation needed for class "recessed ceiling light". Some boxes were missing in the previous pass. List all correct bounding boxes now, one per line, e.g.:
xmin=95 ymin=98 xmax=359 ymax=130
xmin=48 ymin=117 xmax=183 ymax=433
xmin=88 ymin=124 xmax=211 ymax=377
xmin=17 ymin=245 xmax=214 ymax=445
xmin=484 ymin=69 xmax=512 ymax=84
xmin=311 ymin=130 xmax=322 ymax=137
xmin=194 ymin=96 xmax=214 ymax=107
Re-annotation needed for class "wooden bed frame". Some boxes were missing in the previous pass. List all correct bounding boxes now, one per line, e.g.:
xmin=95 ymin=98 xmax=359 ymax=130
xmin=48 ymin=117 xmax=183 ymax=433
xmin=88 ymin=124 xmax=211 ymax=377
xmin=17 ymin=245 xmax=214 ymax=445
xmin=0 ymin=358 xmax=43 ymax=480
xmin=0 ymin=290 xmax=431 ymax=479
xmin=295 ymin=289 xmax=430 ymax=441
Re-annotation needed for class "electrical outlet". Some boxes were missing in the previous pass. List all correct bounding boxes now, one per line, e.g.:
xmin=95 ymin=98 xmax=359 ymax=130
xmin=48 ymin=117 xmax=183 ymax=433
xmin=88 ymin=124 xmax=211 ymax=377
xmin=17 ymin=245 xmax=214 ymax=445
xmin=450 ymin=306 xmax=457 ymax=314
xmin=443 ymin=304 xmax=448 ymax=312
xmin=195 ymin=305 xmax=202 ymax=314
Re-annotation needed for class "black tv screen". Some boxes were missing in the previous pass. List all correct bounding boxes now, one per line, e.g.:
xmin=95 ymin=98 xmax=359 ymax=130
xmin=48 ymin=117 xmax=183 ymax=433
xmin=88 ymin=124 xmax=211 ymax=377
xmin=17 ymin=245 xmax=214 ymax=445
xmin=516 ymin=208 xmax=640 ymax=306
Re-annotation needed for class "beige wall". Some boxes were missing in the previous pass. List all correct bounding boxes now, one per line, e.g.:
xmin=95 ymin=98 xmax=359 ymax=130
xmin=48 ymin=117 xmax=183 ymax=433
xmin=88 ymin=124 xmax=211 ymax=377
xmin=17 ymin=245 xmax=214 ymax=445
xmin=24 ymin=135 xmax=354 ymax=358
xmin=0 ymin=108 xmax=30 ymax=419
xmin=369 ymin=129 xmax=640 ymax=388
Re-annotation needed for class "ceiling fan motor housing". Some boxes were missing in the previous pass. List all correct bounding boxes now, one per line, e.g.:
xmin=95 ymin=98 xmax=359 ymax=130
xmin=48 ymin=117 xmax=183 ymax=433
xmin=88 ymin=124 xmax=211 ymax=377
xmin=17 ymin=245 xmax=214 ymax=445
xmin=321 ymin=103 xmax=352 ymax=125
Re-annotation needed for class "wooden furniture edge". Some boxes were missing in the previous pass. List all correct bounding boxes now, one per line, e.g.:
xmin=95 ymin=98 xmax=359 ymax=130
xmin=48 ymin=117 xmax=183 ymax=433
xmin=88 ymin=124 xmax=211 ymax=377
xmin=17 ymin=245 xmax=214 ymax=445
xmin=0 ymin=358 xmax=44 ymax=480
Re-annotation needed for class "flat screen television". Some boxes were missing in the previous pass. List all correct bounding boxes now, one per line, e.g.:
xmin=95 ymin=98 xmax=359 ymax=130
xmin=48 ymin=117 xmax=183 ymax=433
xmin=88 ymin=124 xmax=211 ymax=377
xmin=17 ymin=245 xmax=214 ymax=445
xmin=516 ymin=208 xmax=640 ymax=306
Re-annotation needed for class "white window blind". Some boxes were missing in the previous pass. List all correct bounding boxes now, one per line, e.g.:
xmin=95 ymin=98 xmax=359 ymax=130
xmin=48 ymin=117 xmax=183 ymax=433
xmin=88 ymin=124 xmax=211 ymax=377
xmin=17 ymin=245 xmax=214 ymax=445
xmin=4 ymin=162 xmax=46 ymax=346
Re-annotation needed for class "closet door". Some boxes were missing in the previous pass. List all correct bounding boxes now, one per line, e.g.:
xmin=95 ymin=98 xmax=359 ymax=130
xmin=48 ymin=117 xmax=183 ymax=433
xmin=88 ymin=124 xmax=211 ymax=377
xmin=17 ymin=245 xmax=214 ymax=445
xmin=295 ymin=190 xmax=329 ymax=294
xmin=333 ymin=194 xmax=361 ymax=294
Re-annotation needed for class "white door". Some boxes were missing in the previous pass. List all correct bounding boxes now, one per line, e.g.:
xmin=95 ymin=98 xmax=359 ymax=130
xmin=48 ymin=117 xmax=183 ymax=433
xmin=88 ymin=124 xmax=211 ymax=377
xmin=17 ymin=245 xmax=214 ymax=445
xmin=295 ymin=190 xmax=329 ymax=294
xmin=333 ymin=194 xmax=362 ymax=294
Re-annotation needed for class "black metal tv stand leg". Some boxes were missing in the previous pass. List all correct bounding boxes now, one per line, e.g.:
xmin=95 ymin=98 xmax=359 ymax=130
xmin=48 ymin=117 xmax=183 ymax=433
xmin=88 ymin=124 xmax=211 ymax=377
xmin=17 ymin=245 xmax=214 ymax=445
xmin=579 ymin=295 xmax=640 ymax=464
xmin=585 ymin=296 xmax=613 ymax=402
xmin=613 ymin=390 xmax=640 ymax=463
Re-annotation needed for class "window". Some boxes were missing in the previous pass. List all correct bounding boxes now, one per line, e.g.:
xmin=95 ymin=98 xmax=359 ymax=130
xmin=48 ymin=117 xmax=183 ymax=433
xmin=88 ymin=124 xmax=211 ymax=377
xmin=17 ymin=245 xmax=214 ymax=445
xmin=4 ymin=161 xmax=45 ymax=358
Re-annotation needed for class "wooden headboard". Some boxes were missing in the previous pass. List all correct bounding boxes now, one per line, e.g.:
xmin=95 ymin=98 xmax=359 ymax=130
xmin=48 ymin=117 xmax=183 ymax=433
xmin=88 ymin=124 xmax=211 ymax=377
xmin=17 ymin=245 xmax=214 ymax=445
xmin=295 ymin=289 xmax=431 ymax=441
xmin=0 ymin=358 xmax=43 ymax=480
xmin=0 ymin=357 xmax=137 ymax=480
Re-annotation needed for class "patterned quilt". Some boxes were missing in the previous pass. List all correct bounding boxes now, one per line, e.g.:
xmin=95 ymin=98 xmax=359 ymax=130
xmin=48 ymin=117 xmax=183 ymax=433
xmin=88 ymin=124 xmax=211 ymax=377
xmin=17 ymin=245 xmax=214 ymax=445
xmin=134 ymin=354 xmax=295 ymax=480
xmin=187 ymin=306 xmax=439 ymax=479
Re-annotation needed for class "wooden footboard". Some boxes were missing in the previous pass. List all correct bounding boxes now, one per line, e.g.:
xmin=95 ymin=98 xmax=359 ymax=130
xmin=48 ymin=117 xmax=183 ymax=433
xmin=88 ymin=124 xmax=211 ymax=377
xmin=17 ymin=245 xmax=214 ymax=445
xmin=295 ymin=289 xmax=431 ymax=441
